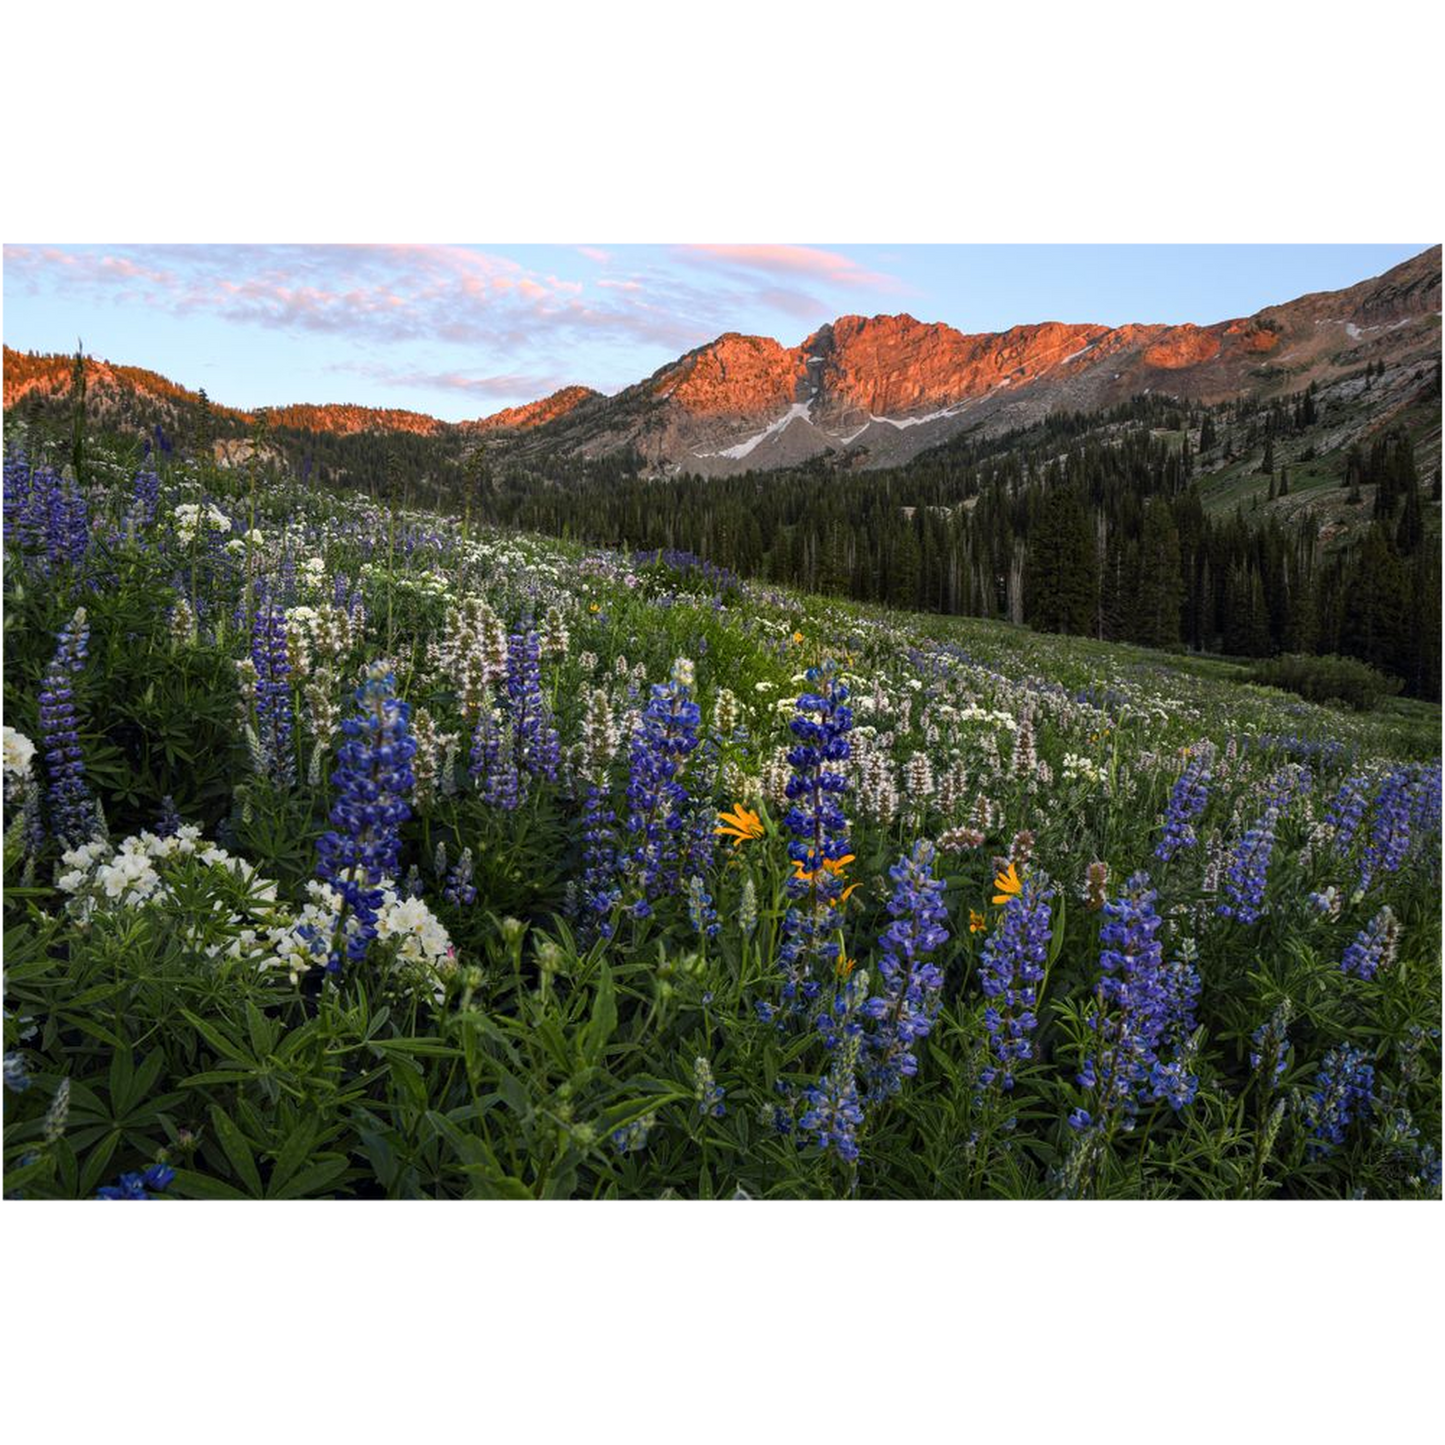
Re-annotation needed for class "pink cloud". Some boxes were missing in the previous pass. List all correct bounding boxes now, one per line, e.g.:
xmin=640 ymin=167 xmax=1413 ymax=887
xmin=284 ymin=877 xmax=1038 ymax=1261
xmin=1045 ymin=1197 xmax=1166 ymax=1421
xmin=333 ymin=360 xmax=572 ymax=399
xmin=676 ymin=243 xmax=902 ymax=292
xmin=1 ymin=243 xmax=699 ymax=355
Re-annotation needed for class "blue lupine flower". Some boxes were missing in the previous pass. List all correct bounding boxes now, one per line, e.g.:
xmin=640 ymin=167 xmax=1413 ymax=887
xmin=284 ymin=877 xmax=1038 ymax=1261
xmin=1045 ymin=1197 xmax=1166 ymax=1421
xmin=978 ymin=874 xmax=1054 ymax=1091
xmin=1080 ymin=873 xmax=1199 ymax=1122
xmin=3 ymin=1050 xmax=31 ymax=1093
xmin=799 ymin=1062 xmax=865 ymax=1163
xmin=1408 ymin=761 xmax=1442 ymax=842
xmin=1324 ymin=773 xmax=1371 ymax=853
xmin=693 ymin=1056 xmax=725 ymax=1118
xmin=1339 ymin=906 xmax=1399 ymax=980
xmin=442 ymin=847 xmax=477 ymax=907
xmin=862 ymin=839 xmax=950 ymax=1098
xmin=579 ymin=784 xmax=621 ymax=936
xmin=96 ymin=1163 xmax=175 ymax=1200
xmin=1155 ymin=745 xmax=1213 ymax=861
xmin=1414 ymin=1145 xmax=1442 ymax=1192
xmin=1358 ymin=767 xmax=1414 ymax=893
xmin=469 ymin=709 xmax=521 ymax=810
xmin=251 ymin=601 xmax=295 ymax=787
xmin=1250 ymin=1004 xmax=1292 ymax=1084
xmin=1262 ymin=763 xmax=1312 ymax=813
xmin=153 ymin=795 xmax=183 ymax=838
xmin=131 ymin=468 xmax=161 ymax=527
xmin=611 ymin=1114 xmax=656 ymax=1154
xmin=1304 ymin=1045 xmax=1374 ymax=1157
xmin=506 ymin=627 xmax=560 ymax=780
xmin=46 ymin=470 xmax=90 ymax=571
xmin=314 ymin=664 xmax=416 ymax=969
xmin=622 ymin=659 xmax=702 ymax=912
xmin=773 ymin=663 xmax=853 ymax=1014
xmin=686 ymin=875 xmax=719 ymax=938
xmin=1217 ymin=809 xmax=1277 ymax=923
xmin=39 ymin=607 xmax=94 ymax=847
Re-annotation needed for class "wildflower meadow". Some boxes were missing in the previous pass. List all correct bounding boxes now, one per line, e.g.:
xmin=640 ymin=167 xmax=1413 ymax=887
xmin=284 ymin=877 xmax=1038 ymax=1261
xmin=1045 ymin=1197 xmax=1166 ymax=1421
xmin=2 ymin=436 xmax=1440 ymax=1199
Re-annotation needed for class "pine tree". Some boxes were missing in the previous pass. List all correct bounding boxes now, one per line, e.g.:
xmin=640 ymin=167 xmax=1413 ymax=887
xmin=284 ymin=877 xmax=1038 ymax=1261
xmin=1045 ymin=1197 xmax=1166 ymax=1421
xmin=1025 ymin=487 xmax=1097 ymax=635
xmin=1395 ymin=475 xmax=1423 ymax=555
xmin=1135 ymin=498 xmax=1184 ymax=646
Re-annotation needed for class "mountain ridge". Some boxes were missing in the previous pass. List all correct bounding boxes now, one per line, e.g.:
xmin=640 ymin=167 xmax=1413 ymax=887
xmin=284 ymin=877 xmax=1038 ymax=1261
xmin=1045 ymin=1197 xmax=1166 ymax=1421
xmin=3 ymin=246 xmax=1439 ymax=473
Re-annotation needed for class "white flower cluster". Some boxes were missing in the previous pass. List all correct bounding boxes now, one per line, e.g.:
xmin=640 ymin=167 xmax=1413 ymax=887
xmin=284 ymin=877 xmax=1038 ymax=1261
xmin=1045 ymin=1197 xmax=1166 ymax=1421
xmin=173 ymin=502 xmax=232 ymax=545
xmin=53 ymin=827 xmax=455 ymax=1000
xmin=3 ymin=725 xmax=36 ymax=798
xmin=956 ymin=705 xmax=1019 ymax=732
xmin=56 ymin=826 xmax=278 ymax=927
xmin=1061 ymin=752 xmax=1104 ymax=786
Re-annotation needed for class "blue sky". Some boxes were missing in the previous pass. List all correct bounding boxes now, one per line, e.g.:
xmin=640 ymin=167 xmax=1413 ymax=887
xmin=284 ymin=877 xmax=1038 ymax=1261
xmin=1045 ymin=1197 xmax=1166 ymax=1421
xmin=3 ymin=243 xmax=1429 ymax=422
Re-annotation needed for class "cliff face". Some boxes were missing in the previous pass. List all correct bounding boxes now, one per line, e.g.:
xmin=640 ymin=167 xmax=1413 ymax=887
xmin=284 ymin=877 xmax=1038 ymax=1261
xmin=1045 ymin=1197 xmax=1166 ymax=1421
xmin=517 ymin=246 xmax=1440 ymax=474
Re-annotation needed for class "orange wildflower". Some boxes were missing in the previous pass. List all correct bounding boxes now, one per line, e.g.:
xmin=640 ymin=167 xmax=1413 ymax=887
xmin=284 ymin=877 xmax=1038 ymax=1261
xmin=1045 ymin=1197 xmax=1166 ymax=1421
xmin=992 ymin=861 xmax=1024 ymax=906
xmin=715 ymin=804 xmax=765 ymax=847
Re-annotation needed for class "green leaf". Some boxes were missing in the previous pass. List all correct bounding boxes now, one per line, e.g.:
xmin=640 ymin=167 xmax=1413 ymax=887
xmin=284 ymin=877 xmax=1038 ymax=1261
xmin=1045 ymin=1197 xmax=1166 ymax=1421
xmin=269 ymin=1157 xmax=349 ymax=1199
xmin=582 ymin=960 xmax=617 ymax=1068
xmin=169 ymin=1167 xmax=251 ymax=1201
xmin=208 ymin=1105 xmax=264 ymax=1197
xmin=267 ymin=1115 xmax=319 ymax=1194
xmin=180 ymin=1010 xmax=253 ymax=1066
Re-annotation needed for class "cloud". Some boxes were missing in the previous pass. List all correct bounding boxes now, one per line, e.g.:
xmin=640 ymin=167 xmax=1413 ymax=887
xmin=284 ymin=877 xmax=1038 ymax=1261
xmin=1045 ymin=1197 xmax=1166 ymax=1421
xmin=1 ymin=242 xmax=704 ymax=357
xmin=331 ymin=359 xmax=572 ymax=399
xmin=675 ymin=243 xmax=903 ymax=292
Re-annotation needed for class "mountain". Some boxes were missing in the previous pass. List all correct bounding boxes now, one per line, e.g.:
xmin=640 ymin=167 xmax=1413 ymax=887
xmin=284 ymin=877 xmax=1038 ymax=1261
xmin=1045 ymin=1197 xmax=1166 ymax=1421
xmin=460 ymin=385 xmax=601 ymax=435
xmin=500 ymin=246 xmax=1441 ymax=475
xmin=0 ymin=351 xmax=594 ymax=444
xmin=4 ymin=248 xmax=1439 ymax=476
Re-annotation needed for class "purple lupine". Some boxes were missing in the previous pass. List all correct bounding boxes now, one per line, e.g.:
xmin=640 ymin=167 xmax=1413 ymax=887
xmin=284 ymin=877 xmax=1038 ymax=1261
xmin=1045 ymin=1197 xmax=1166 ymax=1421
xmin=314 ymin=665 xmax=416 ymax=969
xmin=1077 ymin=873 xmax=1198 ymax=1123
xmin=685 ymin=875 xmax=719 ymax=938
xmin=2 ymin=452 xmax=46 ymax=551
xmin=1155 ymin=745 xmax=1213 ymax=861
xmin=765 ymin=664 xmax=853 ymax=1019
xmin=1324 ymin=773 xmax=1371 ymax=853
xmin=506 ymin=627 xmax=560 ymax=780
xmin=153 ymin=796 xmax=183 ymax=838
xmin=96 ymin=1162 xmax=175 ymax=1200
xmin=621 ymin=659 xmax=702 ymax=916
xmin=251 ymin=601 xmax=295 ymax=787
xmin=1250 ymin=1003 xmax=1292 ymax=1084
xmin=579 ymin=784 xmax=621 ymax=935
xmin=978 ymin=875 xmax=1054 ymax=1091
xmin=799 ymin=1062 xmax=865 ymax=1164
xmin=1304 ymin=1046 xmax=1374 ymax=1157
xmin=469 ymin=710 xmax=522 ymax=810
xmin=442 ymin=847 xmax=477 ymax=907
xmin=45 ymin=470 xmax=90 ymax=571
xmin=862 ymin=839 xmax=950 ymax=1098
xmin=1340 ymin=906 xmax=1399 ymax=980
xmin=1358 ymin=768 xmax=1414 ymax=893
xmin=39 ymin=607 xmax=94 ymax=847
xmin=131 ymin=468 xmax=161 ymax=527
xmin=1217 ymin=810 xmax=1277 ymax=923
xmin=1408 ymin=762 xmax=1442 ymax=842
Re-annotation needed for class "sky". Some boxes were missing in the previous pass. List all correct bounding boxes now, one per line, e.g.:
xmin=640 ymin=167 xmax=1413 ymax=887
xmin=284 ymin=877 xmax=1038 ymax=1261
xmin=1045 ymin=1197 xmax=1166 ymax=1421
xmin=2 ymin=243 xmax=1430 ymax=422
